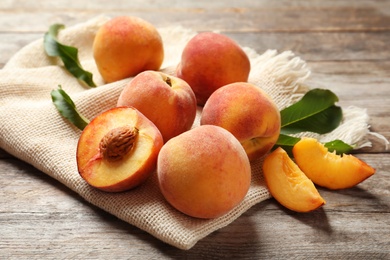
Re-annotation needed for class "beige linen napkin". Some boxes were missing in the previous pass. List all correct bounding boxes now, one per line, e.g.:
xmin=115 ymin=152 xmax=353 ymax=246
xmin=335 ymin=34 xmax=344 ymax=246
xmin=0 ymin=16 xmax=377 ymax=250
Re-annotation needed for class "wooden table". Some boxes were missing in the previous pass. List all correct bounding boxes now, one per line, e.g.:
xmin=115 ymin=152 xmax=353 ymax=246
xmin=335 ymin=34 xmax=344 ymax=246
xmin=1 ymin=1 xmax=389 ymax=259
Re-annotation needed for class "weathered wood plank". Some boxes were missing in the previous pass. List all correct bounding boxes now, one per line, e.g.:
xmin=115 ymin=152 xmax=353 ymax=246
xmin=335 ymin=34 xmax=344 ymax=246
xmin=1 ymin=31 xmax=389 ymax=69
xmin=1 ymin=0 xmax=389 ymax=258
xmin=0 ymin=153 xmax=388 ymax=258
xmin=235 ymin=32 xmax=390 ymax=61
xmin=0 ymin=1 xmax=389 ymax=33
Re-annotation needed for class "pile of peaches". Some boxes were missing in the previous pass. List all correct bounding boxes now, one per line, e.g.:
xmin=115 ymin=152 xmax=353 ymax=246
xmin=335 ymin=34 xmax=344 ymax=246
xmin=76 ymin=16 xmax=375 ymax=219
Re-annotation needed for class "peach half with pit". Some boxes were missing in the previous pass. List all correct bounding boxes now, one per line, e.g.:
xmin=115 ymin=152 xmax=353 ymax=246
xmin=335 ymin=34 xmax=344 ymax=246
xmin=76 ymin=106 xmax=163 ymax=192
xmin=117 ymin=70 xmax=197 ymax=142
xmin=176 ymin=32 xmax=250 ymax=106
xmin=263 ymin=147 xmax=326 ymax=213
xmin=157 ymin=125 xmax=251 ymax=219
xmin=200 ymin=82 xmax=281 ymax=161
xmin=293 ymin=137 xmax=375 ymax=190
xmin=93 ymin=16 xmax=164 ymax=83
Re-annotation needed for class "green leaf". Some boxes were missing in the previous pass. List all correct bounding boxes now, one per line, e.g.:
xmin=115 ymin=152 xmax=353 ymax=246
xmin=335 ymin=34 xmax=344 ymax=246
xmin=280 ymin=89 xmax=342 ymax=135
xmin=51 ymin=86 xmax=90 ymax=130
xmin=280 ymin=105 xmax=342 ymax=135
xmin=44 ymin=24 xmax=97 ymax=87
xmin=324 ymin=139 xmax=354 ymax=155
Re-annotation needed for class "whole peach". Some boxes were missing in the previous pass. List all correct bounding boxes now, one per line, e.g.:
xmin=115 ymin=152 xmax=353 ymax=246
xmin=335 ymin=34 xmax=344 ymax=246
xmin=117 ymin=70 xmax=197 ymax=142
xmin=200 ymin=82 xmax=281 ymax=161
xmin=157 ymin=125 xmax=251 ymax=219
xmin=93 ymin=16 xmax=164 ymax=83
xmin=176 ymin=32 xmax=250 ymax=106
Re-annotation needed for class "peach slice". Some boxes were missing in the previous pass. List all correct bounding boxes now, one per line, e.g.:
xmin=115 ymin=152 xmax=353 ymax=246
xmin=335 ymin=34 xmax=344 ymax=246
xmin=292 ymin=137 xmax=375 ymax=190
xmin=76 ymin=107 xmax=163 ymax=192
xmin=263 ymin=147 xmax=326 ymax=212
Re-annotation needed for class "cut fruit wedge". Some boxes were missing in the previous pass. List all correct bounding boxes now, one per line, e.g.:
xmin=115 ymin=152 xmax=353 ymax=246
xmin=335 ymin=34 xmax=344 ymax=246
xmin=77 ymin=107 xmax=163 ymax=192
xmin=293 ymin=137 xmax=375 ymax=190
xmin=263 ymin=147 xmax=326 ymax=213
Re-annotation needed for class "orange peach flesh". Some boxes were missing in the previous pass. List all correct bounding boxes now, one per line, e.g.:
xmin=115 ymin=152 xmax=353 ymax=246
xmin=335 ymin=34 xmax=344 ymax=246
xmin=77 ymin=107 xmax=163 ymax=192
xmin=263 ymin=147 xmax=326 ymax=213
xmin=293 ymin=137 xmax=375 ymax=190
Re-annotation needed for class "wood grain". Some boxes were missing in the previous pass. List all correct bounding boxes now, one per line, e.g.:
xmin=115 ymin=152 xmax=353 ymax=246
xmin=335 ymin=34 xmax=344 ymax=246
xmin=1 ymin=1 xmax=389 ymax=258
xmin=1 ymin=154 xmax=389 ymax=259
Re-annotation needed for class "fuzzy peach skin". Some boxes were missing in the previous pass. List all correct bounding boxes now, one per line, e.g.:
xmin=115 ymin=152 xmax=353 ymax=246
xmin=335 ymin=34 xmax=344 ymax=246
xmin=263 ymin=147 xmax=326 ymax=213
xmin=93 ymin=16 xmax=164 ymax=83
xmin=157 ymin=125 xmax=251 ymax=219
xmin=176 ymin=32 xmax=250 ymax=106
xmin=117 ymin=70 xmax=197 ymax=142
xmin=293 ymin=137 xmax=375 ymax=190
xmin=200 ymin=82 xmax=281 ymax=161
xmin=77 ymin=107 xmax=163 ymax=192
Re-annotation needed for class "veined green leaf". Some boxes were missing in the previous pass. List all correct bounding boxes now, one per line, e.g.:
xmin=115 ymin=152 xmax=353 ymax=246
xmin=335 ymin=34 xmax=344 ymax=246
xmin=280 ymin=105 xmax=342 ymax=135
xmin=51 ymin=86 xmax=90 ymax=130
xmin=280 ymin=89 xmax=342 ymax=134
xmin=44 ymin=24 xmax=97 ymax=87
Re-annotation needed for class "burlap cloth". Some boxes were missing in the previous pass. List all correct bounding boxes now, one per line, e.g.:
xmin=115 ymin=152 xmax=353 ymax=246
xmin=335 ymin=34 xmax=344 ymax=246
xmin=0 ymin=16 xmax=380 ymax=250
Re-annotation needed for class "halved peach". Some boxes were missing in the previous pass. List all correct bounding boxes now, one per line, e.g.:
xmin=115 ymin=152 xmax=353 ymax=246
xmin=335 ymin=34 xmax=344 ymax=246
xmin=292 ymin=137 xmax=375 ymax=190
xmin=263 ymin=147 xmax=326 ymax=212
xmin=76 ymin=106 xmax=164 ymax=192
